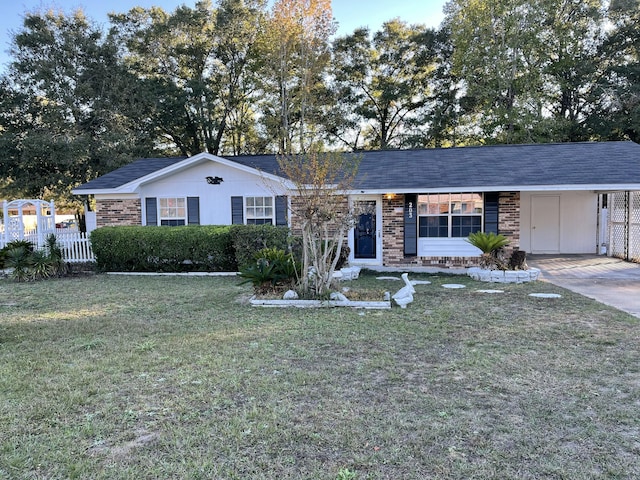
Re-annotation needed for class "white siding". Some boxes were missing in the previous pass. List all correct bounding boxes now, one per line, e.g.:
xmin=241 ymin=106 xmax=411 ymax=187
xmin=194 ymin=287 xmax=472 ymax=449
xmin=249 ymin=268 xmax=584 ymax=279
xmin=418 ymin=237 xmax=482 ymax=257
xmin=520 ymin=191 xmax=598 ymax=254
xmin=138 ymin=160 xmax=286 ymax=225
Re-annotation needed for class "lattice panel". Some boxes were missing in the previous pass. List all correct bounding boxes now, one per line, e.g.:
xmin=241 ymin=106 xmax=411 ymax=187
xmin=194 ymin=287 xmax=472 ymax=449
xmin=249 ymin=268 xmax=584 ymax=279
xmin=6 ymin=217 xmax=23 ymax=242
xmin=629 ymin=192 xmax=640 ymax=262
xmin=609 ymin=192 xmax=628 ymax=259
xmin=610 ymin=222 xmax=627 ymax=259
xmin=611 ymin=192 xmax=628 ymax=222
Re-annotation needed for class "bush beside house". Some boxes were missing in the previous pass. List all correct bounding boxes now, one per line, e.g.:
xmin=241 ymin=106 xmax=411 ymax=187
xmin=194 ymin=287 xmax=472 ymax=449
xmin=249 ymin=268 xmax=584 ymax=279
xmin=90 ymin=225 xmax=291 ymax=272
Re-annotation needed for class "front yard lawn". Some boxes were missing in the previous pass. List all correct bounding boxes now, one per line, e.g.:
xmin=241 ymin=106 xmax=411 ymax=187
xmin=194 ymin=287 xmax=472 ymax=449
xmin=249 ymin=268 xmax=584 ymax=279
xmin=1 ymin=273 xmax=639 ymax=479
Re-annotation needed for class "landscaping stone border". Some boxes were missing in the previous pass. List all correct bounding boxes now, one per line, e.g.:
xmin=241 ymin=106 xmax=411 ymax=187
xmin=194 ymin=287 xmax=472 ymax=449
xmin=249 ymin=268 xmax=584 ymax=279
xmin=467 ymin=267 xmax=541 ymax=283
xmin=249 ymin=297 xmax=391 ymax=309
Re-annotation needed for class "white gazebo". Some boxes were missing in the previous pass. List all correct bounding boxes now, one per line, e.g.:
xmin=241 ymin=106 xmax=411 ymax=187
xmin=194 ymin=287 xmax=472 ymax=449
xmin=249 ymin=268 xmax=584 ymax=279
xmin=1 ymin=199 xmax=56 ymax=248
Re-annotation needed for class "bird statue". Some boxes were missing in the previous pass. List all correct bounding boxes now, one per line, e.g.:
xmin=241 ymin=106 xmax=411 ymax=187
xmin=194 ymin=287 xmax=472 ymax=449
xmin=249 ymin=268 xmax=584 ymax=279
xmin=392 ymin=273 xmax=416 ymax=309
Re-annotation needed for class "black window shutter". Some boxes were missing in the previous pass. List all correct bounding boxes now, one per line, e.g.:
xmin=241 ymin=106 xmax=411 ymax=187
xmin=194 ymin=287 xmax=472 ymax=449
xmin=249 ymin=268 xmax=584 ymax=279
xmin=484 ymin=192 xmax=499 ymax=234
xmin=187 ymin=197 xmax=200 ymax=225
xmin=275 ymin=195 xmax=288 ymax=226
xmin=404 ymin=194 xmax=417 ymax=256
xmin=231 ymin=196 xmax=244 ymax=224
xmin=145 ymin=197 xmax=157 ymax=226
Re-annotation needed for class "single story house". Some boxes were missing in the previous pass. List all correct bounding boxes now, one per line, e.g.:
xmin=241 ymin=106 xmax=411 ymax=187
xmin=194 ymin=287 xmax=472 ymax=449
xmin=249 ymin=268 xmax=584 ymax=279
xmin=72 ymin=141 xmax=640 ymax=267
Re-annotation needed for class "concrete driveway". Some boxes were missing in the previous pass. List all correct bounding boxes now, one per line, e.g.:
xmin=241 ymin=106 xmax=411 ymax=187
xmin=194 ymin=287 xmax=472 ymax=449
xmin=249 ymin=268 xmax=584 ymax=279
xmin=528 ymin=254 xmax=640 ymax=318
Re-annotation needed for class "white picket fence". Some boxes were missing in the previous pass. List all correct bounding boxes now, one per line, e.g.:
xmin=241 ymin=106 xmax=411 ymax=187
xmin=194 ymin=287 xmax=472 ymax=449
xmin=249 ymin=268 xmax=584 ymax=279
xmin=55 ymin=231 xmax=95 ymax=263
xmin=0 ymin=228 xmax=95 ymax=263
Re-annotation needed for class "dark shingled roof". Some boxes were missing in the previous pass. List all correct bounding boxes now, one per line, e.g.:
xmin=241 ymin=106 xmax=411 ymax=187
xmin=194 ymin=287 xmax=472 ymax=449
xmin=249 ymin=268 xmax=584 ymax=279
xmin=74 ymin=157 xmax=187 ymax=191
xmin=350 ymin=141 xmax=640 ymax=190
xmin=73 ymin=142 xmax=640 ymax=192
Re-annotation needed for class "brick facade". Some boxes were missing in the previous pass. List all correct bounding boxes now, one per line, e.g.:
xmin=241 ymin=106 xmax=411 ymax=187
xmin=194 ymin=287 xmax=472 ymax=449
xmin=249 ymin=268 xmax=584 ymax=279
xmin=498 ymin=192 xmax=520 ymax=254
xmin=288 ymin=194 xmax=350 ymax=239
xmin=96 ymin=198 xmax=142 ymax=227
xmin=381 ymin=192 xmax=521 ymax=268
xmin=381 ymin=195 xmax=405 ymax=265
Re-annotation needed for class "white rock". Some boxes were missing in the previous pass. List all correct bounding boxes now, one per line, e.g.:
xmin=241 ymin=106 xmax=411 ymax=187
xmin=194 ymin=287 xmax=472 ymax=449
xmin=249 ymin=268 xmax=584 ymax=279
xmin=283 ymin=290 xmax=299 ymax=300
xmin=490 ymin=271 xmax=506 ymax=283
xmin=330 ymin=292 xmax=349 ymax=301
xmin=529 ymin=293 xmax=561 ymax=298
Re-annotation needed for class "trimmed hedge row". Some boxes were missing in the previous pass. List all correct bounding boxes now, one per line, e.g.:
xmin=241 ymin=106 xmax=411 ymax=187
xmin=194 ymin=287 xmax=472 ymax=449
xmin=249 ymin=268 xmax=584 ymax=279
xmin=90 ymin=225 xmax=291 ymax=272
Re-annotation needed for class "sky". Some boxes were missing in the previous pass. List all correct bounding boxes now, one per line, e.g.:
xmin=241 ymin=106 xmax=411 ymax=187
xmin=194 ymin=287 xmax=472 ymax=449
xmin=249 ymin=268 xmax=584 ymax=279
xmin=0 ymin=0 xmax=448 ymax=72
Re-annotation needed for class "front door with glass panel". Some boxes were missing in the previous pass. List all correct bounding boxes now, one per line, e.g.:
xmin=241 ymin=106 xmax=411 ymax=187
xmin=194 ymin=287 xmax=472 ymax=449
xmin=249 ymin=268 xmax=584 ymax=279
xmin=354 ymin=200 xmax=377 ymax=259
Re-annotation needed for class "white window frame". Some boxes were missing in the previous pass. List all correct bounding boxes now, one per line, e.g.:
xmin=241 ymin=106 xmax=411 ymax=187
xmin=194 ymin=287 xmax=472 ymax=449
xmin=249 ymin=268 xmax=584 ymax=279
xmin=417 ymin=193 xmax=484 ymax=238
xmin=158 ymin=197 xmax=187 ymax=226
xmin=245 ymin=196 xmax=275 ymax=225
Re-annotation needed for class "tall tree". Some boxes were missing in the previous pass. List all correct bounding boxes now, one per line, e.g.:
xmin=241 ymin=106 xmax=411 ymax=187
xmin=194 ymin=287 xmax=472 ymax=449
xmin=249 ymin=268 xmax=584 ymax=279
xmin=536 ymin=0 xmax=607 ymax=141
xmin=328 ymin=20 xmax=438 ymax=150
xmin=443 ymin=0 xmax=607 ymax=144
xmin=444 ymin=0 xmax=545 ymax=143
xmin=589 ymin=0 xmax=640 ymax=141
xmin=109 ymin=0 xmax=266 ymax=156
xmin=0 ymin=9 xmax=154 ymax=205
xmin=215 ymin=0 xmax=268 ymax=154
xmin=257 ymin=0 xmax=335 ymax=154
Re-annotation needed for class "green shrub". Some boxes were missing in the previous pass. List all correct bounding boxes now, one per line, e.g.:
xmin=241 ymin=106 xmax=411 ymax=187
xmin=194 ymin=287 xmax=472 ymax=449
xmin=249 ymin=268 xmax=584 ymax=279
xmin=229 ymin=224 xmax=291 ymax=269
xmin=466 ymin=231 xmax=510 ymax=253
xmin=90 ymin=226 xmax=236 ymax=272
xmin=466 ymin=231 xmax=510 ymax=270
xmin=90 ymin=225 xmax=295 ymax=273
xmin=3 ymin=235 xmax=67 ymax=281
xmin=238 ymin=247 xmax=300 ymax=292
xmin=0 ymin=240 xmax=34 ymax=269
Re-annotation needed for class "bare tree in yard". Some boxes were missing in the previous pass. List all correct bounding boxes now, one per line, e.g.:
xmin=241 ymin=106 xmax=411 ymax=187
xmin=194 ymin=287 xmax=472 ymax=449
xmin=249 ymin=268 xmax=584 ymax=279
xmin=277 ymin=151 xmax=360 ymax=296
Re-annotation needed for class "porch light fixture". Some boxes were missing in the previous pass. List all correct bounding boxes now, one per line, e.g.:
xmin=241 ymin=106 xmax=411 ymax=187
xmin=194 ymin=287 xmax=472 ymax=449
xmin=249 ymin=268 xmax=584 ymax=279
xmin=206 ymin=176 xmax=224 ymax=185
xmin=385 ymin=193 xmax=395 ymax=205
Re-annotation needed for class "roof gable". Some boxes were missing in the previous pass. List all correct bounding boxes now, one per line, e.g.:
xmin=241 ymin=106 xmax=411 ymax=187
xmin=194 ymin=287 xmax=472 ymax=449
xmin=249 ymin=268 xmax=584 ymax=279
xmin=73 ymin=152 xmax=288 ymax=194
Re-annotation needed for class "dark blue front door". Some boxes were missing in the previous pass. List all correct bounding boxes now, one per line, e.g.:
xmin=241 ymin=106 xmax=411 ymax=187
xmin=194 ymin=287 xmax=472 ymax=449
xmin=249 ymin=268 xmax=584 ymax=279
xmin=355 ymin=201 xmax=376 ymax=259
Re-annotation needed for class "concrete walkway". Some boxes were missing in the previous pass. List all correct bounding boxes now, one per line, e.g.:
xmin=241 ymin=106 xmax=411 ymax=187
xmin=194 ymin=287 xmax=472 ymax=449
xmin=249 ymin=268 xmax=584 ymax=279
xmin=528 ymin=254 xmax=640 ymax=318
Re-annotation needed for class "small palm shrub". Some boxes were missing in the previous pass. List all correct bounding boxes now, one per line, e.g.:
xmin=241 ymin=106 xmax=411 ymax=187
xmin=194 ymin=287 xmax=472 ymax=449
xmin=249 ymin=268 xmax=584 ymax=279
xmin=44 ymin=234 xmax=67 ymax=276
xmin=466 ymin=232 xmax=510 ymax=269
xmin=4 ymin=235 xmax=67 ymax=281
xmin=238 ymin=247 xmax=300 ymax=294
xmin=0 ymin=240 xmax=34 ymax=269
xmin=4 ymin=246 xmax=33 ymax=282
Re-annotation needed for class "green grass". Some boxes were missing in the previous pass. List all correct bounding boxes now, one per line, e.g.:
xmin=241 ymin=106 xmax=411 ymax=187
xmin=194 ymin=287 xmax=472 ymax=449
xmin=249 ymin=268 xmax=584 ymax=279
xmin=1 ymin=272 xmax=639 ymax=479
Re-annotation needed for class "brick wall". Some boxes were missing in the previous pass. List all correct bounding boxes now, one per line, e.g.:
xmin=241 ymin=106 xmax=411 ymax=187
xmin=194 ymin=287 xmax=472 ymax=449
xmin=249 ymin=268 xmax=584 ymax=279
xmin=96 ymin=198 xmax=142 ymax=227
xmin=498 ymin=192 xmax=520 ymax=253
xmin=380 ymin=192 xmax=521 ymax=268
xmin=382 ymin=195 xmax=405 ymax=265
xmin=289 ymin=194 xmax=350 ymax=238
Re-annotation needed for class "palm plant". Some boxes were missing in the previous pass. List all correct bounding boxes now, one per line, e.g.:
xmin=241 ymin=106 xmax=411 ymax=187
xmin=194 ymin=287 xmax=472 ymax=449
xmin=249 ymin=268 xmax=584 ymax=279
xmin=4 ymin=235 xmax=68 ymax=281
xmin=5 ymin=246 xmax=33 ymax=282
xmin=466 ymin=232 xmax=510 ymax=269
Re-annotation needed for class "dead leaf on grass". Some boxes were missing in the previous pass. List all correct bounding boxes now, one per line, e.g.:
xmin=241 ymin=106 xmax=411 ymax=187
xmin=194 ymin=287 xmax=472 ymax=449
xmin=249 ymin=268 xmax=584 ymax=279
xmin=87 ymin=430 xmax=160 ymax=459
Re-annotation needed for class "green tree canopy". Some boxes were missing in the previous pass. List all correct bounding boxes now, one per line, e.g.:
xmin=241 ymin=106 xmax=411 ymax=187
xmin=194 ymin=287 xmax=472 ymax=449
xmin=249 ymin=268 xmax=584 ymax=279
xmin=328 ymin=20 xmax=438 ymax=150
xmin=0 ymin=9 xmax=156 ymax=206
